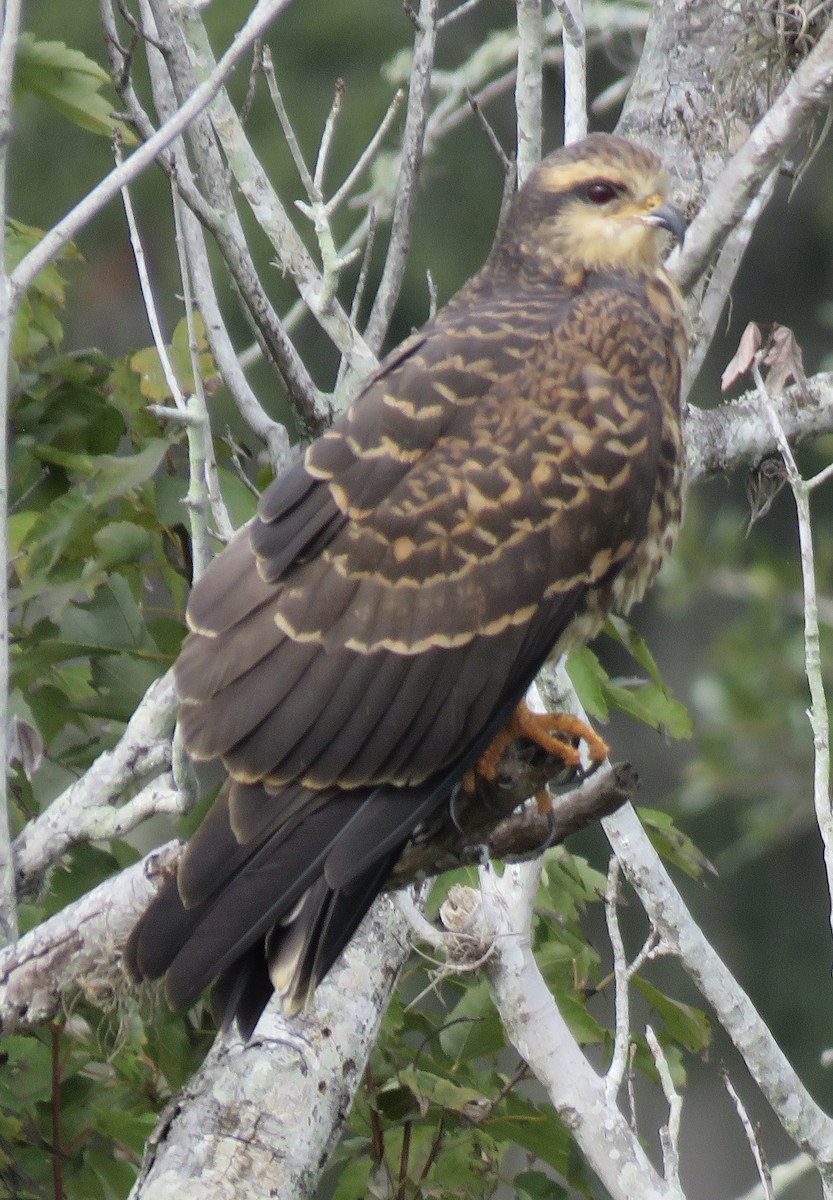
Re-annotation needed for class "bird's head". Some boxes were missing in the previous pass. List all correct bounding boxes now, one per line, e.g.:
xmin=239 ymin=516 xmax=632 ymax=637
xmin=499 ymin=133 xmax=686 ymax=277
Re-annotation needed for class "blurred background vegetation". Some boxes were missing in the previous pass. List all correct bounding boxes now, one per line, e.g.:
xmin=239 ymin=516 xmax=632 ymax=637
xmin=4 ymin=1 xmax=833 ymax=1197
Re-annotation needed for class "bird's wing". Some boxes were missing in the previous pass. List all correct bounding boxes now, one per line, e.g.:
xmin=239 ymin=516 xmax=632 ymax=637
xmin=176 ymin=292 xmax=666 ymax=799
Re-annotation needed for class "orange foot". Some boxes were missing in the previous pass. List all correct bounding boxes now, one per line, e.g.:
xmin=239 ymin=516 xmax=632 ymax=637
xmin=464 ymin=699 xmax=609 ymax=805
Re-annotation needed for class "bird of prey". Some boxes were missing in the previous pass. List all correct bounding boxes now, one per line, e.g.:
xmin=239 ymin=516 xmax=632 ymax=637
xmin=127 ymin=133 xmax=688 ymax=1038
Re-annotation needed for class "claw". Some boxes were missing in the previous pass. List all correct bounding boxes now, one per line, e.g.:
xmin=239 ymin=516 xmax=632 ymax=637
xmin=467 ymin=698 xmax=608 ymax=791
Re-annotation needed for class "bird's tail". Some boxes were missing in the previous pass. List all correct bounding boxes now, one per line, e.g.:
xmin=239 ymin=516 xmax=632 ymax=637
xmin=124 ymin=777 xmax=447 ymax=1038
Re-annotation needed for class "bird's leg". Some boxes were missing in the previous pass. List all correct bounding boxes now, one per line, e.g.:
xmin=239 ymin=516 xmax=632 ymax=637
xmin=463 ymin=699 xmax=609 ymax=801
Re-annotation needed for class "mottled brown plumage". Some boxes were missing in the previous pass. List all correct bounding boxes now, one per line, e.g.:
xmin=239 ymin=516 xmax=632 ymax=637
xmin=126 ymin=133 xmax=688 ymax=1037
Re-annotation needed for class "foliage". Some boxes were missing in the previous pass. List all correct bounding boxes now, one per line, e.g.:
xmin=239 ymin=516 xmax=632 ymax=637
xmin=324 ymin=849 xmax=712 ymax=1199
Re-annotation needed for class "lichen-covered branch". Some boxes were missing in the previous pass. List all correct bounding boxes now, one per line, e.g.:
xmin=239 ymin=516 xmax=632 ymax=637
xmin=128 ymin=895 xmax=410 ymax=1200
xmin=686 ymin=371 xmax=833 ymax=483
xmin=481 ymin=860 xmax=677 ymax=1200
xmin=0 ymin=842 xmax=180 ymax=1035
xmin=674 ymin=20 xmax=833 ymax=293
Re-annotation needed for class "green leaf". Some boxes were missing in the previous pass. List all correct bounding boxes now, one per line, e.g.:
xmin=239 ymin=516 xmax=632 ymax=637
xmin=15 ymin=33 xmax=133 ymax=140
xmin=0 ymin=1037 xmax=53 ymax=1109
xmin=515 ymin=1169 xmax=569 ymax=1199
xmin=552 ymin=990 xmax=606 ymax=1045
xmin=398 ymin=1067 xmax=488 ymax=1114
xmin=605 ymin=614 xmax=666 ymax=688
xmin=439 ymin=980 xmax=506 ymax=1062
xmin=604 ymin=681 xmax=693 ymax=739
xmin=632 ymin=1035 xmax=687 ymax=1089
xmin=639 ymin=807 xmax=717 ymax=880
xmin=488 ymin=1093 xmax=576 ymax=1178
xmin=331 ymin=1155 xmax=374 ymax=1200
xmin=18 ymin=489 xmax=92 ymax=580
xmin=86 ymin=1151 xmax=138 ymax=1199
xmin=566 ymin=646 xmax=609 ymax=719
xmin=35 ymin=437 xmax=173 ymax=506
xmin=58 ymin=575 xmax=147 ymax=653
xmin=632 ymin=977 xmax=712 ymax=1053
xmin=89 ymin=522 xmax=153 ymax=572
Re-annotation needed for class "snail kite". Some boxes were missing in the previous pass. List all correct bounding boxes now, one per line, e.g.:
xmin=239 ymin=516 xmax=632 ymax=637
xmin=127 ymin=133 xmax=688 ymax=1037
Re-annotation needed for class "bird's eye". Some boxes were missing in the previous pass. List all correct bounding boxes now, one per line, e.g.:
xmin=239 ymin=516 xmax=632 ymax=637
xmin=586 ymin=182 xmax=619 ymax=205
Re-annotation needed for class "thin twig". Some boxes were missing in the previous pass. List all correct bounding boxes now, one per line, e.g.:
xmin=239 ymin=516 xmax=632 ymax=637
xmin=722 ymin=1068 xmax=774 ymax=1200
xmin=314 ymin=78 xmax=345 ymax=194
xmin=684 ymin=168 xmax=778 ymax=385
xmin=326 ymin=90 xmax=405 ymax=216
xmin=645 ymin=1026 xmax=684 ymax=1197
xmin=437 ymin=0 xmax=486 ymax=28
xmin=604 ymin=858 xmax=632 ymax=1104
xmin=605 ymin=859 xmax=664 ymax=1103
xmin=261 ymin=48 xmax=316 ymax=197
xmin=752 ymin=357 xmax=833 ymax=946
xmin=465 ymin=86 xmax=513 ymax=172
xmin=117 ymin=144 xmax=216 ymax=576
xmin=171 ymin=187 xmax=235 ymax=552
xmin=733 ymin=1153 xmax=814 ymax=1200
xmin=122 ymin=2 xmax=294 ymax=464
xmin=363 ymin=0 xmax=438 ymax=353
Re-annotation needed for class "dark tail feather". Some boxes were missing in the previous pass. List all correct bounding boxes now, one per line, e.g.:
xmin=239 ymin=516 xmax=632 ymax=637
xmin=125 ymin=778 xmax=449 ymax=1036
xmin=265 ymin=850 xmax=400 ymax=1019
xmin=212 ymin=943 xmax=274 ymax=1040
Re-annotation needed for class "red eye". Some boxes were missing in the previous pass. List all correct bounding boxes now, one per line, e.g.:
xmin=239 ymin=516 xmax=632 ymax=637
xmin=586 ymin=182 xmax=619 ymax=205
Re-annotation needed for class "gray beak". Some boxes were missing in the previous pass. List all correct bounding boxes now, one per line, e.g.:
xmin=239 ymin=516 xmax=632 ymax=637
xmin=643 ymin=201 xmax=687 ymax=245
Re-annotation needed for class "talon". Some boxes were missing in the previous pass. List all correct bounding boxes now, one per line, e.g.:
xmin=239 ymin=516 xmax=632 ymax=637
xmin=468 ymin=698 xmax=609 ymax=787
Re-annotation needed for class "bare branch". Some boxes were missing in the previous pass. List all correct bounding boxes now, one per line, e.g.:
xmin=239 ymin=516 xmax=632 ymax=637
xmin=722 ymin=1068 xmax=774 ymax=1200
xmin=117 ymin=153 xmax=217 ymax=575
xmin=482 ymin=859 xmax=677 ymax=1200
xmin=143 ymin=0 xmax=332 ymax=433
xmin=604 ymin=804 xmax=833 ymax=1186
xmin=733 ymin=1154 xmax=814 ymax=1200
xmin=556 ymin=0 xmax=588 ymax=143
xmin=684 ymin=168 xmax=778 ymax=385
xmin=170 ymin=10 xmax=377 ymax=401
xmin=363 ymin=0 xmax=438 ymax=353
xmin=326 ymin=90 xmax=404 ymax=216
xmin=129 ymin=896 xmax=411 ymax=1200
xmin=515 ymin=0 xmax=543 ymax=181
xmin=171 ymin=188 xmax=236 ymax=556
xmin=646 ymin=1025 xmax=684 ymax=1197
xmin=685 ymin=371 xmax=833 ymax=484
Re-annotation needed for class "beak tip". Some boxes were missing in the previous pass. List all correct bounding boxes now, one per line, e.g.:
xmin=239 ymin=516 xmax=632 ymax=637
xmin=645 ymin=202 xmax=687 ymax=246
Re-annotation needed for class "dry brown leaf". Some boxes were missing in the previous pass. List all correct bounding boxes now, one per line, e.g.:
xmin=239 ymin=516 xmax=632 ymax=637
xmin=721 ymin=321 xmax=762 ymax=392
xmin=762 ymin=323 xmax=810 ymax=399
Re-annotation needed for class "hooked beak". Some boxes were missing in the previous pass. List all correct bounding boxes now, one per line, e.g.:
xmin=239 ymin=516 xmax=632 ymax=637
xmin=642 ymin=201 xmax=687 ymax=245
